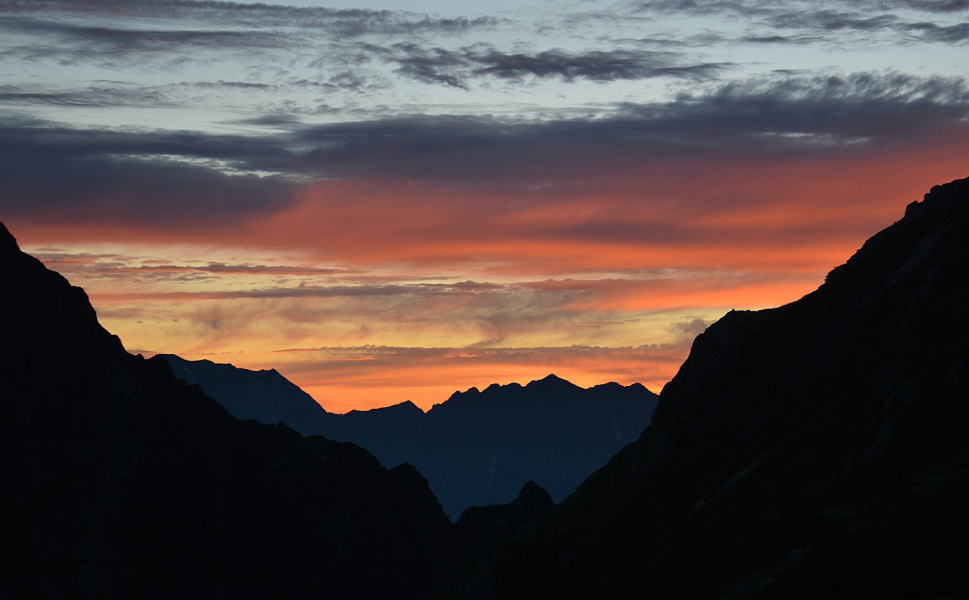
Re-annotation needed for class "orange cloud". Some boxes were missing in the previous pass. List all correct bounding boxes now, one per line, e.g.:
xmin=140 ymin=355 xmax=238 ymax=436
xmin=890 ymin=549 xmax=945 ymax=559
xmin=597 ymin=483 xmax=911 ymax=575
xmin=12 ymin=128 xmax=969 ymax=411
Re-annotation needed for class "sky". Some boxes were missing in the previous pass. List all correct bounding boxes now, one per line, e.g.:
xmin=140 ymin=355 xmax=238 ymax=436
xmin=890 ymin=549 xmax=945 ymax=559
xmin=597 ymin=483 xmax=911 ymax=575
xmin=2 ymin=0 xmax=968 ymax=412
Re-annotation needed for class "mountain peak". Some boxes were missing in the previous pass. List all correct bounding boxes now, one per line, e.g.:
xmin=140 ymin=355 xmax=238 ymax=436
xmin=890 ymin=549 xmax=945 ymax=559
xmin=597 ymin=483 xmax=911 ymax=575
xmin=516 ymin=480 xmax=554 ymax=507
xmin=160 ymin=353 xmax=329 ymax=432
xmin=0 ymin=220 xmax=17 ymax=252
xmin=538 ymin=373 xmax=565 ymax=383
xmin=526 ymin=373 xmax=577 ymax=388
xmin=348 ymin=400 xmax=425 ymax=416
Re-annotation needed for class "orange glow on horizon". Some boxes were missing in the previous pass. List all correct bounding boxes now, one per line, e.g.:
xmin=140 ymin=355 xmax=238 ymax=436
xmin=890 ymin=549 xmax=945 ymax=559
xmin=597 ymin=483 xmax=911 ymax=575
xmin=11 ymin=130 xmax=969 ymax=412
xmin=161 ymin=345 xmax=689 ymax=413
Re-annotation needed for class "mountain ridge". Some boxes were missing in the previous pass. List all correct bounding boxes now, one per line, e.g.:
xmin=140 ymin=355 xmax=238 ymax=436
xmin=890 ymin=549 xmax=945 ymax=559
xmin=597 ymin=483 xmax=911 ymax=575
xmin=479 ymin=176 xmax=969 ymax=598
xmin=0 ymin=224 xmax=452 ymax=599
xmin=160 ymin=354 xmax=658 ymax=518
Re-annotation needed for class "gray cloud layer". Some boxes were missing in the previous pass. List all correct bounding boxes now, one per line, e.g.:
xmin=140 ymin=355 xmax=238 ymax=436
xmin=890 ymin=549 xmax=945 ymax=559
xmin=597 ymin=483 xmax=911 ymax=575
xmin=624 ymin=0 xmax=969 ymax=45
xmin=0 ymin=1 xmax=500 ymax=37
xmin=3 ymin=70 xmax=968 ymax=225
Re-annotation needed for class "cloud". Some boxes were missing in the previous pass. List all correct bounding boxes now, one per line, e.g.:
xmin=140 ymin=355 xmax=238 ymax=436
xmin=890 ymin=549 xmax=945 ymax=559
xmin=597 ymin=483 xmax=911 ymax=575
xmin=0 ymin=17 xmax=289 ymax=50
xmin=634 ymin=0 xmax=969 ymax=15
xmin=0 ymin=17 xmax=291 ymax=69
xmin=30 ymin=255 xmax=352 ymax=281
xmin=741 ymin=34 xmax=823 ymax=44
xmin=383 ymin=43 xmax=472 ymax=88
xmin=669 ymin=317 xmax=711 ymax=338
xmin=471 ymin=48 xmax=727 ymax=82
xmin=0 ymin=4 xmax=500 ymax=75
xmin=0 ymin=2 xmax=501 ymax=38
xmin=4 ymin=70 xmax=968 ymax=232
xmin=764 ymin=9 xmax=899 ymax=31
xmin=907 ymin=20 xmax=969 ymax=42
xmin=0 ymin=84 xmax=173 ymax=107
xmin=894 ymin=0 xmax=969 ymax=11
xmin=378 ymin=43 xmax=730 ymax=87
xmin=0 ymin=115 xmax=295 ymax=226
xmin=283 ymin=71 xmax=969 ymax=181
xmin=94 ymin=281 xmax=510 ymax=301
xmin=628 ymin=0 xmax=969 ymax=45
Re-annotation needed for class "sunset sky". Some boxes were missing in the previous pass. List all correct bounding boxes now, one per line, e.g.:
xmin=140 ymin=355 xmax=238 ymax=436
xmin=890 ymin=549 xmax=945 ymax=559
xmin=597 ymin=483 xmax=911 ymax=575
xmin=2 ymin=0 xmax=968 ymax=411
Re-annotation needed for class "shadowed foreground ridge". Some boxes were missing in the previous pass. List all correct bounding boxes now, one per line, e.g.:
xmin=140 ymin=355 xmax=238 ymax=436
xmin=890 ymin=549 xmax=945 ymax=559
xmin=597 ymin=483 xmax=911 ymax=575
xmin=483 ymin=177 xmax=969 ymax=599
xmin=0 ymin=222 xmax=449 ymax=598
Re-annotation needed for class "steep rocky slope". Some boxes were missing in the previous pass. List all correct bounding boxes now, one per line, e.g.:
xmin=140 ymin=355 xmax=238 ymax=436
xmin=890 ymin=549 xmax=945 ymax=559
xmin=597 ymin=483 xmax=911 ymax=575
xmin=483 ymin=177 xmax=969 ymax=599
xmin=0 ymin=221 xmax=450 ymax=599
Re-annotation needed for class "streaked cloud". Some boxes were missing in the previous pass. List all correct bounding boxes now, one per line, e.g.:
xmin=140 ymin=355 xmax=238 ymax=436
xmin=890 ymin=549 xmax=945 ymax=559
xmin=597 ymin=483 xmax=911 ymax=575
xmin=382 ymin=43 xmax=731 ymax=88
xmin=0 ymin=2 xmax=501 ymax=38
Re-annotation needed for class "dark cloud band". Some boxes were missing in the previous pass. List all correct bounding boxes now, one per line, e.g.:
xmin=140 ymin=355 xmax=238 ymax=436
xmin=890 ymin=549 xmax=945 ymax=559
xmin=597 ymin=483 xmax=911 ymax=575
xmin=3 ymin=71 xmax=967 ymax=224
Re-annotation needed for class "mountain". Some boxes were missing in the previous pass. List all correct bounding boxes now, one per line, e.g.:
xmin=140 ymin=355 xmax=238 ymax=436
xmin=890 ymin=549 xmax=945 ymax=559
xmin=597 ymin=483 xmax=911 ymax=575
xmin=446 ymin=481 xmax=556 ymax=599
xmin=467 ymin=178 xmax=969 ymax=598
xmin=406 ymin=376 xmax=656 ymax=518
xmin=159 ymin=356 xmax=658 ymax=518
xmin=161 ymin=353 xmax=330 ymax=435
xmin=0 ymin=221 xmax=450 ymax=599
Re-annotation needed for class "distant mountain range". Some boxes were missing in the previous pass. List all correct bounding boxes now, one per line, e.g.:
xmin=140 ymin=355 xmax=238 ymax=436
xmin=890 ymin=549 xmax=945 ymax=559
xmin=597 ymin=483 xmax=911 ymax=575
xmin=160 ymin=354 xmax=658 ymax=518
xmin=2 ymin=175 xmax=967 ymax=599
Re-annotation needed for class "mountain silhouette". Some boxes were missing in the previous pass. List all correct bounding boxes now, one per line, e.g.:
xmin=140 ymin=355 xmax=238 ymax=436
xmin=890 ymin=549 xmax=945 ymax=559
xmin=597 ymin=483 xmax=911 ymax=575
xmin=0 ymin=221 xmax=450 ymax=599
xmin=161 ymin=354 xmax=330 ymax=434
xmin=456 ymin=178 xmax=969 ymax=598
xmin=447 ymin=481 xmax=557 ymax=598
xmin=160 ymin=354 xmax=658 ymax=518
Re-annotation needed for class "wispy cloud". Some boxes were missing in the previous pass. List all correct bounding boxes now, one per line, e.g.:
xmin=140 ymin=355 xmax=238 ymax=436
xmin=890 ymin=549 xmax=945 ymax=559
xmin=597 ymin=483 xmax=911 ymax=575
xmin=907 ymin=20 xmax=969 ymax=42
xmin=626 ymin=0 xmax=969 ymax=46
xmin=0 ymin=2 xmax=501 ymax=38
xmin=381 ymin=43 xmax=730 ymax=88
xmin=0 ymin=84 xmax=174 ymax=107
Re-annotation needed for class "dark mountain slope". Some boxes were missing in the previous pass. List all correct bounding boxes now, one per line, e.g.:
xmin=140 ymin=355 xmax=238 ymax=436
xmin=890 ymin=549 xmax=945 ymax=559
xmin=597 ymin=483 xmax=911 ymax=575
xmin=0 ymin=221 xmax=449 ymax=599
xmin=445 ymin=481 xmax=557 ymax=599
xmin=161 ymin=356 xmax=658 ymax=518
xmin=487 ymin=177 xmax=969 ymax=599
xmin=409 ymin=376 xmax=656 ymax=517
xmin=322 ymin=400 xmax=427 ymax=474
xmin=161 ymin=353 xmax=329 ymax=434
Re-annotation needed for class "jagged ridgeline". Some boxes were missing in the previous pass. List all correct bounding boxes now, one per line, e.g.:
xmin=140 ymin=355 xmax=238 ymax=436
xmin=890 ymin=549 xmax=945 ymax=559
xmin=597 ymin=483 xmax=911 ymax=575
xmin=159 ymin=354 xmax=658 ymax=519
